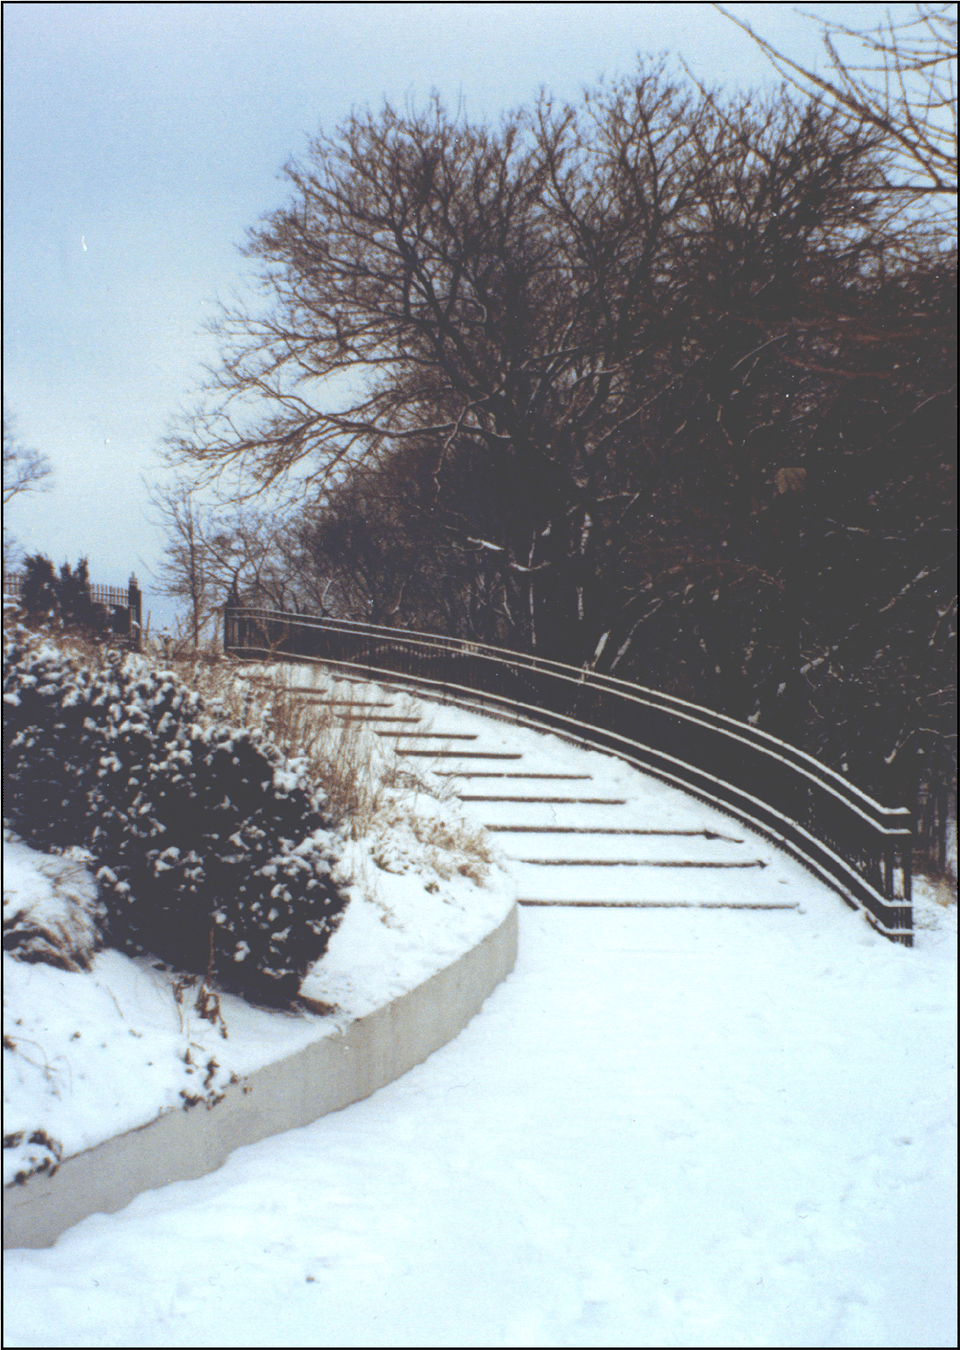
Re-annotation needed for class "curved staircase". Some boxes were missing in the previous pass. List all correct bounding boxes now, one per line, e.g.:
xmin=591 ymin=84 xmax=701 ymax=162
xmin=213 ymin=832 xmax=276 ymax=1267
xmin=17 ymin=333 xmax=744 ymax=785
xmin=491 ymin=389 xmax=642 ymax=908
xmin=282 ymin=673 xmax=812 ymax=914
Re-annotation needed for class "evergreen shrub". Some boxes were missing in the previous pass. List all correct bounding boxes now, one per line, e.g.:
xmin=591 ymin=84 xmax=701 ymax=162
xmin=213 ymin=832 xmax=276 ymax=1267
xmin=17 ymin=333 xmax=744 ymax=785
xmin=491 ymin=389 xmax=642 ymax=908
xmin=2 ymin=627 xmax=349 ymax=1006
xmin=17 ymin=554 xmax=110 ymax=638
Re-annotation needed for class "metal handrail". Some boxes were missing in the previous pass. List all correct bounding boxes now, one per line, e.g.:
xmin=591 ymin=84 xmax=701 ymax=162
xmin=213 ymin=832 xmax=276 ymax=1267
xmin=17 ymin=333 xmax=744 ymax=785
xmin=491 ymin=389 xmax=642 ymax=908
xmin=224 ymin=605 xmax=913 ymax=944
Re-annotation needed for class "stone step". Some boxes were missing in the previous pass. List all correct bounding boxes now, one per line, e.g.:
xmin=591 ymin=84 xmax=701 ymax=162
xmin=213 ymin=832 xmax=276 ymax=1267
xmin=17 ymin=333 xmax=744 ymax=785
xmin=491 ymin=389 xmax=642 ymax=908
xmin=335 ymin=714 xmax=423 ymax=723
xmin=375 ymin=730 xmax=479 ymax=740
xmin=435 ymin=772 xmax=593 ymax=781
xmin=507 ymin=857 xmax=782 ymax=902
xmin=501 ymin=829 xmax=763 ymax=865
xmin=402 ymin=750 xmax=525 ymax=759
xmin=242 ymin=667 xmax=807 ymax=922
xmin=295 ymin=696 xmax=395 ymax=706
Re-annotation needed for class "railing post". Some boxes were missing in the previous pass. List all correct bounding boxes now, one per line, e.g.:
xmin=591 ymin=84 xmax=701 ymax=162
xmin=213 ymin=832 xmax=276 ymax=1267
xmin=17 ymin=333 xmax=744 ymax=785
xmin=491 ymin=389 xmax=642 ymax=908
xmin=127 ymin=575 xmax=142 ymax=652
xmin=769 ymin=464 xmax=816 ymax=750
xmin=878 ymin=755 xmax=914 ymax=942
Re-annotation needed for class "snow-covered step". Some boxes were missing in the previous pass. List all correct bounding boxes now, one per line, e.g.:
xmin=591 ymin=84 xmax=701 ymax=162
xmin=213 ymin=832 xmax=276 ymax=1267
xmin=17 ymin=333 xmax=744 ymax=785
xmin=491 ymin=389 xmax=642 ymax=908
xmin=435 ymin=771 xmax=594 ymax=781
xmin=255 ymin=665 xmax=806 ymax=913
xmin=507 ymin=859 xmax=789 ymax=905
xmin=485 ymin=825 xmax=744 ymax=839
xmin=458 ymin=793 xmax=627 ymax=805
xmin=516 ymin=897 xmax=801 ymax=909
xmin=461 ymin=788 xmax=713 ymax=830
xmin=297 ymin=695 xmax=396 ymax=706
xmin=255 ymin=686 xmax=397 ymax=708
xmin=337 ymin=714 xmax=423 ymax=723
xmin=461 ymin=800 xmax=633 ymax=832
xmin=400 ymin=749 xmax=525 ymax=760
xmin=517 ymin=856 xmax=766 ymax=869
xmin=505 ymin=839 xmax=766 ymax=871
xmin=491 ymin=830 xmax=759 ymax=864
xmin=376 ymin=730 xmax=479 ymax=740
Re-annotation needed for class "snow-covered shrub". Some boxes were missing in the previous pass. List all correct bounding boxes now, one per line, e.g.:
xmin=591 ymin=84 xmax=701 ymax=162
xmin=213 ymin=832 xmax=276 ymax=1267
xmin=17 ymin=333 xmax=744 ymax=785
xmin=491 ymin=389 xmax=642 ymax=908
xmin=0 ymin=640 xmax=101 ymax=850
xmin=3 ymin=629 xmax=350 ymax=1006
xmin=177 ymin=660 xmax=405 ymax=832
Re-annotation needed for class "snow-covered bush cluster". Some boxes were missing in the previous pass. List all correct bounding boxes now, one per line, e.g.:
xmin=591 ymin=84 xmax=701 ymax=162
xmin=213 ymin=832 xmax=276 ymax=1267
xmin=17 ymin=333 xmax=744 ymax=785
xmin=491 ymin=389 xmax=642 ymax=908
xmin=3 ymin=628 xmax=350 ymax=1007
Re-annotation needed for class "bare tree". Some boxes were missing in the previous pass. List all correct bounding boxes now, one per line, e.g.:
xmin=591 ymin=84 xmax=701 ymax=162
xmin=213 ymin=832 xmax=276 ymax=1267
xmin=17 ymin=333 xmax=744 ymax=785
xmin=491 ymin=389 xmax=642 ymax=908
xmin=148 ymin=482 xmax=217 ymax=649
xmin=149 ymin=480 xmax=303 ymax=649
xmin=168 ymin=73 xmax=904 ymax=665
xmin=165 ymin=61 xmax=954 ymax=872
xmin=3 ymin=407 xmax=54 ymax=572
xmin=202 ymin=507 xmax=297 ymax=611
xmin=712 ymin=4 xmax=957 ymax=215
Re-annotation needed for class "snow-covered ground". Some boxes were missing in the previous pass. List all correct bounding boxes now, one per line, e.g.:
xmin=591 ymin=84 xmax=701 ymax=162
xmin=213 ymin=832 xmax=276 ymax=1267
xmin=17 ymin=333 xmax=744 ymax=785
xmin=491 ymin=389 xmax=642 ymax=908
xmin=3 ymin=675 xmax=956 ymax=1348
xmin=2 ymin=820 xmax=513 ymax=1188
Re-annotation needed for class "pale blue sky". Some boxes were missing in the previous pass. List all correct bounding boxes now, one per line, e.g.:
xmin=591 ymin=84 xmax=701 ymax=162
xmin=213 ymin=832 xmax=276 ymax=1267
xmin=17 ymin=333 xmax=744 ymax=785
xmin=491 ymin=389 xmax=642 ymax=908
xmin=3 ymin=2 xmax=905 ymax=631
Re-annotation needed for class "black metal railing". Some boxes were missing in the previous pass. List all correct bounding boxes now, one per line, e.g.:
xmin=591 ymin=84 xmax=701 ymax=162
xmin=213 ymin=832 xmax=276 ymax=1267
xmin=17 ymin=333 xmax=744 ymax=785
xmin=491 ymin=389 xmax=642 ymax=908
xmin=224 ymin=606 xmax=914 ymax=944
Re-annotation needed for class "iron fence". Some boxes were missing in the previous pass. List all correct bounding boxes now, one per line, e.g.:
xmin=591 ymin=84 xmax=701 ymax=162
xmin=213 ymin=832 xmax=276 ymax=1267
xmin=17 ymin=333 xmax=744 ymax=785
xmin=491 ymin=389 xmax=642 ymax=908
xmin=4 ymin=572 xmax=142 ymax=650
xmin=224 ymin=605 xmax=913 ymax=944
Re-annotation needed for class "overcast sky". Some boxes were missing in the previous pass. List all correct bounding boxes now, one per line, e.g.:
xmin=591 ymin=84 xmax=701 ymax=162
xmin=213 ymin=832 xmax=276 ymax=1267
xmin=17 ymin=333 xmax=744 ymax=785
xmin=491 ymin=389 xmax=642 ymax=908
xmin=3 ymin=2 xmax=908 ymax=633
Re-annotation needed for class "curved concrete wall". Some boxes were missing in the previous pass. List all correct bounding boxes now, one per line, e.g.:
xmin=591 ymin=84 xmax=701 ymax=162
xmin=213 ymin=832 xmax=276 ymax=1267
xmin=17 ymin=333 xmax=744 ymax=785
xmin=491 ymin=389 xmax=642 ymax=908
xmin=4 ymin=904 xmax=518 ymax=1251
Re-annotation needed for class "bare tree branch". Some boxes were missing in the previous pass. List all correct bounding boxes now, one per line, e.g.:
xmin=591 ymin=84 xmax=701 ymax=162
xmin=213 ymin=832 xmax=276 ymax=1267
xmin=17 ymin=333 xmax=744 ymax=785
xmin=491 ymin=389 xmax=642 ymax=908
xmin=3 ymin=407 xmax=53 ymax=507
xmin=712 ymin=3 xmax=957 ymax=206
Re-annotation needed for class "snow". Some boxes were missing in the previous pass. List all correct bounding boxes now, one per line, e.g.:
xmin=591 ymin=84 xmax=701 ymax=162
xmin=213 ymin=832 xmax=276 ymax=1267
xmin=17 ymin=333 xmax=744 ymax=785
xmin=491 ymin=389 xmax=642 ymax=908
xmin=2 ymin=842 xmax=103 ymax=973
xmin=3 ymin=672 xmax=957 ymax=1348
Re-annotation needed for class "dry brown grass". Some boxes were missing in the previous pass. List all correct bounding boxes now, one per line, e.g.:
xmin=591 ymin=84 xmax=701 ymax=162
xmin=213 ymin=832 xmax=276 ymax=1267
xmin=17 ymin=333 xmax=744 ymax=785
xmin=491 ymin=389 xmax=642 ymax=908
xmin=921 ymin=869 xmax=958 ymax=907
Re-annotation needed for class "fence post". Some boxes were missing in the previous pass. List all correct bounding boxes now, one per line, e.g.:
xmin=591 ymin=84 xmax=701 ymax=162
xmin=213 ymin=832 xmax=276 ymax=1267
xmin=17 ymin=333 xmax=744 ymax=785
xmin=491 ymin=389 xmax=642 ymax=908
xmin=127 ymin=575 xmax=142 ymax=651
xmin=223 ymin=584 xmax=240 ymax=654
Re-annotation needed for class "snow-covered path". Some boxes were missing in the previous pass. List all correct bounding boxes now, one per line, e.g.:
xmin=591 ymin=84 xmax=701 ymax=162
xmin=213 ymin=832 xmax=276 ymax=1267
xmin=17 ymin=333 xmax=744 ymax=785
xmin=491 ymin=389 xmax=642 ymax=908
xmin=4 ymin=678 xmax=956 ymax=1347
xmin=5 ymin=904 xmax=955 ymax=1348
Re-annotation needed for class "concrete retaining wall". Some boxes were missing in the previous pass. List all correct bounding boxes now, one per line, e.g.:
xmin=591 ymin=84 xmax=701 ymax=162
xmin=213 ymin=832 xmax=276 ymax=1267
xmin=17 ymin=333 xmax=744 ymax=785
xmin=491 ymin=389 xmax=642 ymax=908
xmin=4 ymin=904 xmax=518 ymax=1250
